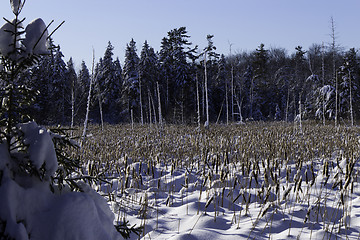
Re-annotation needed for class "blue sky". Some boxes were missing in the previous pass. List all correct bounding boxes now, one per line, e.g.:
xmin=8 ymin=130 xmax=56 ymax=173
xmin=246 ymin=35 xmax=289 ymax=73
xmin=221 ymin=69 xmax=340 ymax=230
xmin=1 ymin=0 xmax=360 ymax=69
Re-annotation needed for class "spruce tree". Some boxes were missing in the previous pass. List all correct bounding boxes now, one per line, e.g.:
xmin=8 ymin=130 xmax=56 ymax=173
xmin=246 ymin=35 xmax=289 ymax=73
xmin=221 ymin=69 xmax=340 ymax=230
xmin=77 ymin=60 xmax=91 ymax=121
xmin=139 ymin=41 xmax=159 ymax=123
xmin=159 ymin=27 xmax=196 ymax=122
xmin=338 ymin=48 xmax=359 ymax=124
xmin=65 ymin=57 xmax=78 ymax=128
xmin=50 ymin=46 xmax=68 ymax=124
xmin=94 ymin=41 xmax=121 ymax=124
xmin=122 ymin=38 xmax=140 ymax=121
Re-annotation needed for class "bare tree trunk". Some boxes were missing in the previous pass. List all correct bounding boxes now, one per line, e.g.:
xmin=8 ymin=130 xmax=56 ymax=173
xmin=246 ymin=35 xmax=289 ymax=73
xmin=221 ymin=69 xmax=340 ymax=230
xmin=181 ymin=89 xmax=184 ymax=124
xmin=81 ymin=49 xmax=95 ymax=146
xmin=285 ymin=88 xmax=290 ymax=122
xmin=204 ymin=51 xmax=209 ymax=128
xmin=98 ymin=96 xmax=104 ymax=131
xmin=299 ymin=95 xmax=303 ymax=133
xmin=231 ymin=64 xmax=234 ymax=122
xmin=70 ymin=79 xmax=75 ymax=136
xmin=150 ymin=89 xmax=157 ymax=124
xmin=157 ymin=81 xmax=163 ymax=125
xmin=225 ymin=76 xmax=229 ymax=125
xmin=216 ymin=101 xmax=224 ymax=124
xmin=148 ymin=89 xmax=152 ymax=124
xmin=131 ymin=108 xmax=134 ymax=129
xmin=202 ymin=76 xmax=205 ymax=120
xmin=229 ymin=42 xmax=234 ymax=122
xmin=321 ymin=42 xmax=326 ymax=125
xmin=335 ymin=71 xmax=338 ymax=127
xmin=166 ymin=76 xmax=169 ymax=112
xmin=349 ymin=70 xmax=354 ymax=126
xmin=250 ymin=76 xmax=254 ymax=119
xmin=139 ymin=74 xmax=144 ymax=124
xmin=235 ymin=97 xmax=244 ymax=123
xmin=196 ymin=74 xmax=201 ymax=128
xmin=330 ymin=17 xmax=339 ymax=127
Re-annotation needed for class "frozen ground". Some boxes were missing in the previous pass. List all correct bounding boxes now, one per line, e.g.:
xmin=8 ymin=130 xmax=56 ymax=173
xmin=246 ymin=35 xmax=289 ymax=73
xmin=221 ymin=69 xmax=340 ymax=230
xmin=2 ymin=123 xmax=360 ymax=240
xmin=101 ymin=149 xmax=360 ymax=240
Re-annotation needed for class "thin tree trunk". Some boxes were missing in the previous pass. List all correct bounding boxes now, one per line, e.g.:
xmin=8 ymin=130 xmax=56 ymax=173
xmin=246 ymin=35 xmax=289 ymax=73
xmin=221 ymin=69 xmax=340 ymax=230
xmin=250 ymin=76 xmax=254 ymax=119
xmin=157 ymin=81 xmax=163 ymax=125
xmin=225 ymin=77 xmax=229 ymax=125
xmin=299 ymin=94 xmax=303 ymax=133
xmin=131 ymin=108 xmax=134 ymax=129
xmin=98 ymin=95 xmax=104 ymax=131
xmin=321 ymin=42 xmax=326 ymax=125
xmin=285 ymin=88 xmax=290 ymax=122
xmin=181 ymin=89 xmax=184 ymax=124
xmin=229 ymin=42 xmax=234 ymax=122
xmin=139 ymin=74 xmax=144 ymax=125
xmin=231 ymin=64 xmax=234 ymax=122
xmin=335 ymin=71 xmax=338 ymax=127
xmin=196 ymin=74 xmax=201 ymax=128
xmin=331 ymin=17 xmax=339 ymax=128
xmin=70 ymin=80 xmax=75 ymax=136
xmin=148 ymin=89 xmax=152 ymax=124
xmin=151 ymin=89 xmax=157 ymax=124
xmin=236 ymin=96 xmax=244 ymax=123
xmin=204 ymin=51 xmax=209 ymax=128
xmin=349 ymin=70 xmax=354 ymax=126
xmin=81 ymin=49 xmax=95 ymax=146
xmin=216 ymin=101 xmax=224 ymax=124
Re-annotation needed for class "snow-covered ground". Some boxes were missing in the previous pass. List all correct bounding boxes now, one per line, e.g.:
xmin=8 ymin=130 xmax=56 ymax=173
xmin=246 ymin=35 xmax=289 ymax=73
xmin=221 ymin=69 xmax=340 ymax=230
xmin=104 ymin=158 xmax=360 ymax=239
xmin=83 ymin=124 xmax=360 ymax=240
xmin=1 ymin=122 xmax=360 ymax=239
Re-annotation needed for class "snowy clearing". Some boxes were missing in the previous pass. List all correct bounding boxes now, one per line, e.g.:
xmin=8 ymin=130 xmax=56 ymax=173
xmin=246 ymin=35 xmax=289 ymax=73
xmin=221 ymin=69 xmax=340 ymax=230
xmin=78 ymin=123 xmax=360 ymax=240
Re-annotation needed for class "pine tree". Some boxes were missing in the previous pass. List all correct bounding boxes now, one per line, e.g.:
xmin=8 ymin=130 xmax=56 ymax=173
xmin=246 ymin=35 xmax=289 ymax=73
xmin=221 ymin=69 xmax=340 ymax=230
xmin=201 ymin=34 xmax=219 ymax=126
xmin=27 ymin=54 xmax=52 ymax=123
xmin=139 ymin=41 xmax=159 ymax=123
xmin=50 ymin=46 xmax=68 ymax=124
xmin=214 ymin=54 xmax=227 ymax=123
xmin=94 ymin=41 xmax=121 ymax=125
xmin=338 ymin=48 xmax=359 ymax=125
xmin=122 ymin=38 xmax=140 ymax=122
xmin=159 ymin=27 xmax=196 ymax=122
xmin=65 ymin=57 xmax=77 ymax=128
xmin=77 ymin=60 xmax=91 ymax=122
xmin=251 ymin=43 xmax=269 ymax=120
xmin=292 ymin=46 xmax=309 ymax=120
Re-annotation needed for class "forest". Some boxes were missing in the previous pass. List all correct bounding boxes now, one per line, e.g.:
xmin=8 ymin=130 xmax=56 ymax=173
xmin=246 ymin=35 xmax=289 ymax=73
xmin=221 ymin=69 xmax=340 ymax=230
xmin=22 ymin=26 xmax=359 ymax=126
xmin=2 ymin=1 xmax=360 ymax=239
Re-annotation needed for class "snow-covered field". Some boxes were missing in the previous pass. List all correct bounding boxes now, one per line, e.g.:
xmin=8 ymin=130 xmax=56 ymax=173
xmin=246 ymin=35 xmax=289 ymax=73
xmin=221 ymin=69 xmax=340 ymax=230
xmin=81 ymin=123 xmax=360 ymax=240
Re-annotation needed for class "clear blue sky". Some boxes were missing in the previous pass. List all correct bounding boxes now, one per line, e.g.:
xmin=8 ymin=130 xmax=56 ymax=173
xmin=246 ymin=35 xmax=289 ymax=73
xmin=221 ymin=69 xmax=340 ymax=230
xmin=1 ymin=0 xmax=360 ymax=69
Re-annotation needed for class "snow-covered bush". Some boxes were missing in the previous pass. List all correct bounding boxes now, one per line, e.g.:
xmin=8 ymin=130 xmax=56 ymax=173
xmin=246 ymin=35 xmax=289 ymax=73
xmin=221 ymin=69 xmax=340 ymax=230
xmin=0 ymin=1 xmax=132 ymax=239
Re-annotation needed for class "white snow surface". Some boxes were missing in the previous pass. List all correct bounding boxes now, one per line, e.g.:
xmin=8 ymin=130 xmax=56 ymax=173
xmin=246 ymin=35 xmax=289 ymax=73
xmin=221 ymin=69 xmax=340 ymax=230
xmin=0 ymin=19 xmax=17 ymax=56
xmin=22 ymin=18 xmax=49 ymax=55
xmin=0 ymin=122 xmax=121 ymax=240
xmin=102 ymin=152 xmax=360 ymax=240
xmin=18 ymin=122 xmax=58 ymax=178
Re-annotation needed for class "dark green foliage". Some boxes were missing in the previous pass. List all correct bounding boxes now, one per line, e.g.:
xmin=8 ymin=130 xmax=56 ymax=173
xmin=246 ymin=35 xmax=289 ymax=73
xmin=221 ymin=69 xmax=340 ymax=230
xmin=114 ymin=221 xmax=142 ymax=239
xmin=122 ymin=39 xmax=140 ymax=120
xmin=13 ymin=22 xmax=360 ymax=124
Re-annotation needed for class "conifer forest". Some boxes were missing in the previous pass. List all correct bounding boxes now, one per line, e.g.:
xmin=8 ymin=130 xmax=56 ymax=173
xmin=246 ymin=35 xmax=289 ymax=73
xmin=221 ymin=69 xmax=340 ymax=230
xmin=23 ymin=26 xmax=360 ymax=126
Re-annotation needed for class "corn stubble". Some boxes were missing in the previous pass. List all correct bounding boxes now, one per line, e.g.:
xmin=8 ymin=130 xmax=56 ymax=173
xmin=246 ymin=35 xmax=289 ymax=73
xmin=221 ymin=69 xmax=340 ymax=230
xmin=72 ymin=122 xmax=360 ymax=239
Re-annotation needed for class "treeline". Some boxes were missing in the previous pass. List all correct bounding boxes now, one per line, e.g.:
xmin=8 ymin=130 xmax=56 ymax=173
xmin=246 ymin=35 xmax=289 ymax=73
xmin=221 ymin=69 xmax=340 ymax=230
xmin=24 ymin=27 xmax=360 ymax=125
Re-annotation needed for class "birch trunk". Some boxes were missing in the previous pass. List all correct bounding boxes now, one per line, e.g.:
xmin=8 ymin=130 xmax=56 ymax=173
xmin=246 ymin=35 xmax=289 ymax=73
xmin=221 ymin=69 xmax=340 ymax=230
xmin=157 ymin=81 xmax=163 ymax=125
xmin=349 ymin=70 xmax=354 ymax=126
xmin=139 ymin=74 xmax=144 ymax=124
xmin=81 ymin=50 xmax=95 ymax=146
xmin=204 ymin=51 xmax=209 ymax=128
